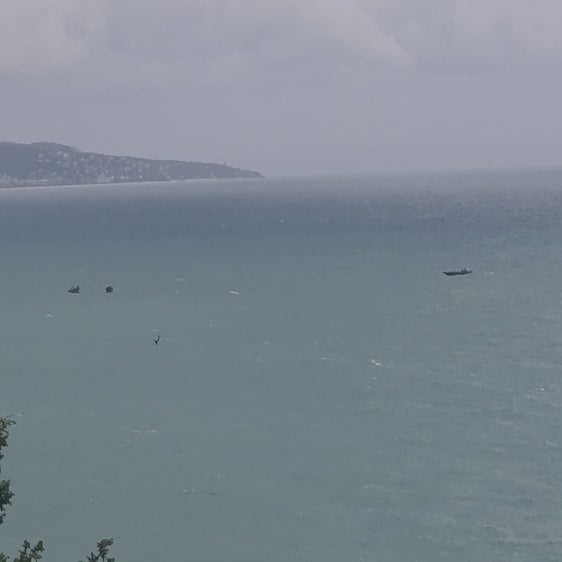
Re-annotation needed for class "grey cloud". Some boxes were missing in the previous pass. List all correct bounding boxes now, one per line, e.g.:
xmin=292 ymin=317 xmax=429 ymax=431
xmin=0 ymin=0 xmax=107 ymax=76
xmin=1 ymin=0 xmax=562 ymax=176
xmin=385 ymin=0 xmax=562 ymax=71
xmin=2 ymin=0 xmax=562 ymax=83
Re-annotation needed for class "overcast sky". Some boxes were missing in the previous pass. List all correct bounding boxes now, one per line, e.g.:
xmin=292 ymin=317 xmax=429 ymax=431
xmin=1 ymin=0 xmax=562 ymax=176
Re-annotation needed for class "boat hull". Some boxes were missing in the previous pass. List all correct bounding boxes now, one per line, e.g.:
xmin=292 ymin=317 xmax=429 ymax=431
xmin=443 ymin=270 xmax=472 ymax=276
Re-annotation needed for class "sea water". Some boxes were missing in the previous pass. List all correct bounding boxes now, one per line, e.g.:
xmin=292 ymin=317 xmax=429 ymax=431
xmin=2 ymin=171 xmax=562 ymax=561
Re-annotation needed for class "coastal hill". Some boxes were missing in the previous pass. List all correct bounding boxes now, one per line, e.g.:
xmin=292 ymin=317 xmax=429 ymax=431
xmin=0 ymin=142 xmax=263 ymax=187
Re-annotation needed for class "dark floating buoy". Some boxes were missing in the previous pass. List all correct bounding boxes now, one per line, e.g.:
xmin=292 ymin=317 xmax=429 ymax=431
xmin=68 ymin=285 xmax=80 ymax=294
xmin=105 ymin=285 xmax=114 ymax=293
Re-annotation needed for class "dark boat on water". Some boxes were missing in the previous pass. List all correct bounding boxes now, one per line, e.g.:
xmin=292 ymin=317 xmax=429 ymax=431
xmin=68 ymin=284 xmax=80 ymax=293
xmin=443 ymin=268 xmax=472 ymax=276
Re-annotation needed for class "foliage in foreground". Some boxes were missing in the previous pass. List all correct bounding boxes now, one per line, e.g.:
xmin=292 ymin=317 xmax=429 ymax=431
xmin=0 ymin=417 xmax=115 ymax=562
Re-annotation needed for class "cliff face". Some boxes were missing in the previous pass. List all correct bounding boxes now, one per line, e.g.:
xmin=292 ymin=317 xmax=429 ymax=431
xmin=0 ymin=142 xmax=263 ymax=187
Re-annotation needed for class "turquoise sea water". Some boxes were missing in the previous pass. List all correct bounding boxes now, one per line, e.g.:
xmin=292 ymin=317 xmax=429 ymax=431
xmin=2 ymin=171 xmax=562 ymax=561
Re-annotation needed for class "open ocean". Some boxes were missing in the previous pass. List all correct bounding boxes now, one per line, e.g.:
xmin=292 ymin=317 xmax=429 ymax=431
xmin=2 ymin=170 xmax=562 ymax=561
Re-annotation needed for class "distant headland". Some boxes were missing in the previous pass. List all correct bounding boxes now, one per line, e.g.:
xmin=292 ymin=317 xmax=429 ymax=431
xmin=0 ymin=142 xmax=263 ymax=187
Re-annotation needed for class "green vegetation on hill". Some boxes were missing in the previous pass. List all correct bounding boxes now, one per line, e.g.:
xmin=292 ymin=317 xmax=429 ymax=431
xmin=0 ymin=142 xmax=263 ymax=187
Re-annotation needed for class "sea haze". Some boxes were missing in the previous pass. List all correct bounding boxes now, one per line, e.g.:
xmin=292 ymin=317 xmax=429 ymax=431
xmin=2 ymin=170 xmax=562 ymax=562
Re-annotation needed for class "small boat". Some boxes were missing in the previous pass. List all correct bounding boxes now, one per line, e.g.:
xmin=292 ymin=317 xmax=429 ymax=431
xmin=68 ymin=284 xmax=80 ymax=293
xmin=105 ymin=285 xmax=114 ymax=293
xmin=443 ymin=268 xmax=472 ymax=276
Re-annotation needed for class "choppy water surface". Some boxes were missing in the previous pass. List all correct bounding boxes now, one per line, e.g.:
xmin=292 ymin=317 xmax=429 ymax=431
xmin=2 ymin=170 xmax=562 ymax=561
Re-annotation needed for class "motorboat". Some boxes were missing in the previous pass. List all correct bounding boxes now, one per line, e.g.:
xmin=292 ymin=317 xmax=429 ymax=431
xmin=443 ymin=268 xmax=472 ymax=276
